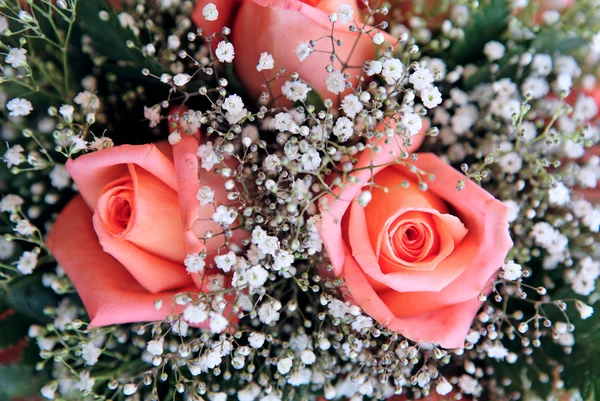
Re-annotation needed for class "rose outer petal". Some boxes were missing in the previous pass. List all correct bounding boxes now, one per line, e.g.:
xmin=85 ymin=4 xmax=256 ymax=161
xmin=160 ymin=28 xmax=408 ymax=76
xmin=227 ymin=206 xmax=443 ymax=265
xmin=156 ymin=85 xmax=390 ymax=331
xmin=231 ymin=0 xmax=396 ymax=104
xmin=191 ymin=0 xmax=240 ymax=39
xmin=344 ymin=247 xmax=489 ymax=348
xmin=66 ymin=144 xmax=178 ymax=211
xmin=92 ymin=210 xmax=193 ymax=294
xmin=348 ymin=200 xmax=468 ymax=294
xmin=168 ymin=109 xmax=249 ymax=288
xmin=46 ymin=196 xmax=196 ymax=326
xmin=319 ymin=133 xmax=425 ymax=275
xmin=124 ymin=164 xmax=188 ymax=262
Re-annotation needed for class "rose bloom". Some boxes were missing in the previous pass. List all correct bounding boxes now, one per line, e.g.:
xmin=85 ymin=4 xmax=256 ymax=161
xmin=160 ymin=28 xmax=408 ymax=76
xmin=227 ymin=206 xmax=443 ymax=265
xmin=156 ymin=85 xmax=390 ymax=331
xmin=192 ymin=0 xmax=395 ymax=102
xmin=318 ymin=140 xmax=512 ymax=348
xmin=47 ymin=115 xmax=238 ymax=326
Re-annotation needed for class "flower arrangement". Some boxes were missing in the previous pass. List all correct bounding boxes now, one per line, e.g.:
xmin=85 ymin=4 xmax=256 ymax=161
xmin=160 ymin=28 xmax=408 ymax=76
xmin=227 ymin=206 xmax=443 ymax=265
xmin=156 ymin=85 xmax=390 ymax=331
xmin=0 ymin=0 xmax=599 ymax=400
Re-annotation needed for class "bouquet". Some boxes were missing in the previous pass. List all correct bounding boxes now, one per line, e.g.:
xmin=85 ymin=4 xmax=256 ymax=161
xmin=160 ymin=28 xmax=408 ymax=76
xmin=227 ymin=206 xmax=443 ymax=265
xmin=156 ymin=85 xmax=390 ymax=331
xmin=0 ymin=0 xmax=599 ymax=400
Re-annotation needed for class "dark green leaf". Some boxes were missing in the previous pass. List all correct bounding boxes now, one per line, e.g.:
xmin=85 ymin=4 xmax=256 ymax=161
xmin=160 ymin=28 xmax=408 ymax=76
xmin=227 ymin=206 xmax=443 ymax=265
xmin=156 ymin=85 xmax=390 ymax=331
xmin=76 ymin=0 xmax=163 ymax=74
xmin=447 ymin=0 xmax=510 ymax=66
xmin=0 ymin=364 xmax=47 ymax=399
xmin=532 ymin=30 xmax=588 ymax=54
xmin=0 ymin=311 xmax=31 ymax=348
xmin=19 ymin=338 xmax=43 ymax=367
xmin=225 ymin=63 xmax=247 ymax=100
xmin=301 ymin=86 xmax=325 ymax=111
xmin=1 ymin=273 xmax=57 ymax=323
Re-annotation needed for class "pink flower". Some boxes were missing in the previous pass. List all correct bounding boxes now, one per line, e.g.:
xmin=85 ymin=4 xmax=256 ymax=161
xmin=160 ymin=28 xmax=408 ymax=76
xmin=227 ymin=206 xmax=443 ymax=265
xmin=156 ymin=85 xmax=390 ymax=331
xmin=192 ymin=0 xmax=395 ymax=103
xmin=318 ymin=140 xmax=512 ymax=348
xmin=47 ymin=112 xmax=241 ymax=326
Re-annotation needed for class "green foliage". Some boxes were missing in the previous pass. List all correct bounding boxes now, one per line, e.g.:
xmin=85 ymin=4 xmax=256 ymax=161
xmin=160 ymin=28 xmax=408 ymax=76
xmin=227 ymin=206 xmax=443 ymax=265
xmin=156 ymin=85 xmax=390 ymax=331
xmin=224 ymin=63 xmax=246 ymax=100
xmin=0 ymin=278 xmax=57 ymax=399
xmin=300 ymin=86 xmax=325 ymax=111
xmin=454 ymin=6 xmax=586 ymax=89
xmin=532 ymin=29 xmax=588 ymax=54
xmin=557 ymin=307 xmax=600 ymax=399
xmin=1 ymin=273 xmax=57 ymax=323
xmin=0 ymin=309 xmax=32 ymax=349
xmin=76 ymin=0 xmax=163 ymax=75
xmin=490 ymin=294 xmax=600 ymax=400
xmin=0 ymin=364 xmax=47 ymax=400
xmin=447 ymin=0 xmax=510 ymax=66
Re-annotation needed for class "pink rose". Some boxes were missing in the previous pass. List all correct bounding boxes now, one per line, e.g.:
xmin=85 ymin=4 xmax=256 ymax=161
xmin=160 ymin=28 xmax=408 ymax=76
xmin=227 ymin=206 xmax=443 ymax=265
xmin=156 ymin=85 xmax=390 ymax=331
xmin=47 ymin=115 xmax=239 ymax=326
xmin=192 ymin=0 xmax=395 ymax=103
xmin=318 ymin=141 xmax=512 ymax=348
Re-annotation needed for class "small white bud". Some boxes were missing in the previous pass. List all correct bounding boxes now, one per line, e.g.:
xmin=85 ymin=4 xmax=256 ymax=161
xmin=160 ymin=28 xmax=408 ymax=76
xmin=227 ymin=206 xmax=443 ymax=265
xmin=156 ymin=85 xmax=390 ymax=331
xmin=436 ymin=381 xmax=452 ymax=396
xmin=203 ymin=3 xmax=219 ymax=21
xmin=168 ymin=130 xmax=182 ymax=145
xmin=372 ymin=32 xmax=385 ymax=45
xmin=357 ymin=190 xmax=372 ymax=206
xmin=575 ymin=301 xmax=594 ymax=320
xmin=123 ymin=383 xmax=138 ymax=396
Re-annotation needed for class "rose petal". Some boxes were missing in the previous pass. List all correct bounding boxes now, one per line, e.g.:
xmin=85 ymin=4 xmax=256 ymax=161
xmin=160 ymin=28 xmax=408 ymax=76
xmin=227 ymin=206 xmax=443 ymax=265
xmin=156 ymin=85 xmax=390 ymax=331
xmin=409 ymin=154 xmax=513 ymax=301
xmin=191 ymin=0 xmax=240 ymax=38
xmin=348 ymin=199 xmax=468 ymax=293
xmin=382 ymin=211 xmax=439 ymax=267
xmin=47 ymin=196 xmax=195 ymax=326
xmin=319 ymin=134 xmax=425 ymax=275
xmin=116 ymin=164 xmax=188 ymax=261
xmin=343 ymin=249 xmax=486 ymax=348
xmin=96 ymin=176 xmax=134 ymax=236
xmin=67 ymin=144 xmax=178 ymax=211
xmin=167 ymin=126 xmax=201 ymax=257
xmin=169 ymin=110 xmax=248 ymax=288
xmin=366 ymin=164 xmax=449 ymax=215
xmin=231 ymin=0 xmax=396 ymax=104
xmin=92 ymin=211 xmax=193 ymax=294
xmin=379 ymin=212 xmax=463 ymax=273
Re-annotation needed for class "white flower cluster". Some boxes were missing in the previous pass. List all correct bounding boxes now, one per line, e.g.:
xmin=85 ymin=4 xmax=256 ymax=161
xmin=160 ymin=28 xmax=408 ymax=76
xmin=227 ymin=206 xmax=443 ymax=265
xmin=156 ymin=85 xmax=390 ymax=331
xmin=567 ymin=257 xmax=600 ymax=296
xmin=530 ymin=221 xmax=570 ymax=270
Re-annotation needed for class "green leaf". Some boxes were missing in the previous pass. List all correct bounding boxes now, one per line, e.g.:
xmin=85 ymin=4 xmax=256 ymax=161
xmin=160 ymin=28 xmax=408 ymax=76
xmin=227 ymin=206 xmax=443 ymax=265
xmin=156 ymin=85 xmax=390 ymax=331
xmin=448 ymin=0 xmax=510 ymax=66
xmin=76 ymin=0 xmax=163 ymax=74
xmin=225 ymin=63 xmax=247 ymax=100
xmin=300 ymin=85 xmax=325 ymax=111
xmin=1 ymin=273 xmax=57 ymax=323
xmin=532 ymin=29 xmax=588 ymax=54
xmin=0 ymin=364 xmax=47 ymax=399
xmin=19 ymin=338 xmax=43 ymax=367
xmin=0 ymin=311 xmax=31 ymax=348
xmin=461 ymin=55 xmax=519 ymax=89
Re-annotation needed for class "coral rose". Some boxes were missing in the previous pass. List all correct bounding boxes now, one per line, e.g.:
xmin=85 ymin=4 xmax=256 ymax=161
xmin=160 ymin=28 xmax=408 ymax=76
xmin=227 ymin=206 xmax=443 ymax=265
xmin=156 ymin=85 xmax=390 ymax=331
xmin=47 ymin=115 xmax=237 ymax=326
xmin=192 ymin=0 xmax=396 ymax=103
xmin=318 ymin=140 xmax=512 ymax=348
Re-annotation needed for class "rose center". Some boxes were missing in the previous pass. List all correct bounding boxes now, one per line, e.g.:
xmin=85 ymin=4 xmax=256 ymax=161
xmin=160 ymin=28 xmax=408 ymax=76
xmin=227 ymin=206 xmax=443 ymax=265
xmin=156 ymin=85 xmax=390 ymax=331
xmin=97 ymin=176 xmax=135 ymax=237
xmin=404 ymin=226 xmax=419 ymax=242
xmin=110 ymin=196 xmax=132 ymax=231
xmin=387 ymin=213 xmax=441 ymax=265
